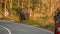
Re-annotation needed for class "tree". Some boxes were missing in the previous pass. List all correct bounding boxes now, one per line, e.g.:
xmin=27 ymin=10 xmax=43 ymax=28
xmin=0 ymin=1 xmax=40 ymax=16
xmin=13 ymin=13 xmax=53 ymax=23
xmin=0 ymin=0 xmax=2 ymax=8
xmin=4 ymin=0 xmax=7 ymax=12
xmin=9 ymin=0 xmax=12 ymax=9
xmin=9 ymin=0 xmax=12 ymax=12
xmin=18 ymin=0 xmax=20 ymax=7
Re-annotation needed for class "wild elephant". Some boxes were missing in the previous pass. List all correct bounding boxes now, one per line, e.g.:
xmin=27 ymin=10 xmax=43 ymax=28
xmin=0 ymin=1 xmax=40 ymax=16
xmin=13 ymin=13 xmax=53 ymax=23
xmin=18 ymin=8 xmax=30 ymax=20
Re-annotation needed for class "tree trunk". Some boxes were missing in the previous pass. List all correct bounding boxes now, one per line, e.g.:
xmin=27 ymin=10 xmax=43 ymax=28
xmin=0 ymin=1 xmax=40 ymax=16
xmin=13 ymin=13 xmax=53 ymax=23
xmin=0 ymin=0 xmax=2 ymax=8
xmin=18 ymin=0 xmax=20 ymax=7
xmin=9 ymin=0 xmax=12 ymax=9
xmin=8 ymin=0 xmax=12 ymax=14
xmin=4 ymin=0 xmax=7 ymax=12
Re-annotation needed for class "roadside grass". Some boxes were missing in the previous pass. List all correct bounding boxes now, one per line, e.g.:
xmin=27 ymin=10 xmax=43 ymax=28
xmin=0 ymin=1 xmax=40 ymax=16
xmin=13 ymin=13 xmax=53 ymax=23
xmin=26 ymin=18 xmax=54 ymax=32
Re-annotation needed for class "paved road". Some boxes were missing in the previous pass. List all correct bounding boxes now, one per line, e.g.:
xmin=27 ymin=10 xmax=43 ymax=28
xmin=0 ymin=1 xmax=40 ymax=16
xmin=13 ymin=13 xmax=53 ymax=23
xmin=0 ymin=25 xmax=9 ymax=34
xmin=0 ymin=21 xmax=54 ymax=34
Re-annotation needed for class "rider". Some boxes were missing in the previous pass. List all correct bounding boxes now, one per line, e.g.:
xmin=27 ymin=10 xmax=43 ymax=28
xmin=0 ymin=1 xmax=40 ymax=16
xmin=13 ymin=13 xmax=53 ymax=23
xmin=54 ymin=8 xmax=60 ymax=24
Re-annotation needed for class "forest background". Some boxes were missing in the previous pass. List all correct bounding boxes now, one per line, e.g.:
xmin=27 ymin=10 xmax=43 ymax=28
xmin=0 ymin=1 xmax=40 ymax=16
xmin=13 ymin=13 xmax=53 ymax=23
xmin=0 ymin=0 xmax=60 ymax=32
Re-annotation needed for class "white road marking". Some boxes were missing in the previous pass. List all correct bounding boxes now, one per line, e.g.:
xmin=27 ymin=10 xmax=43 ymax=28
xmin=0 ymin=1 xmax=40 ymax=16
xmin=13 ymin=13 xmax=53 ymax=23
xmin=0 ymin=25 xmax=11 ymax=34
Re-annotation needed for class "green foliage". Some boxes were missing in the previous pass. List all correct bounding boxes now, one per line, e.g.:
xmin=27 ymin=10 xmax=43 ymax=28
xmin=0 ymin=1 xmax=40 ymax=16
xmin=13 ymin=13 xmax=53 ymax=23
xmin=12 ymin=10 xmax=17 ymax=15
xmin=0 ymin=8 xmax=4 ymax=19
xmin=12 ymin=0 xmax=18 ymax=4
xmin=12 ymin=5 xmax=18 ymax=10
xmin=27 ymin=18 xmax=39 ymax=25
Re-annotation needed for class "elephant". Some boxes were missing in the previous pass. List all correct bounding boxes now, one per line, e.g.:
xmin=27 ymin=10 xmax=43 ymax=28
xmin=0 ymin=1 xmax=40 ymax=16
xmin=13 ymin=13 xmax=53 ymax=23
xmin=18 ymin=8 xmax=30 ymax=20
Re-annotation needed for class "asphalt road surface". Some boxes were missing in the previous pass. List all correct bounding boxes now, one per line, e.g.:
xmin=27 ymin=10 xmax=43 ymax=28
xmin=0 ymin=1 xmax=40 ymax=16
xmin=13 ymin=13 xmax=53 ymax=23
xmin=0 ymin=20 xmax=54 ymax=34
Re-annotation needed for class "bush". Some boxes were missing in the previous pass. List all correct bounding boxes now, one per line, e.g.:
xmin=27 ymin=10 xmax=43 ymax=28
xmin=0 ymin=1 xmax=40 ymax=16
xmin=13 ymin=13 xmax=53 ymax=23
xmin=27 ymin=18 xmax=39 ymax=25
